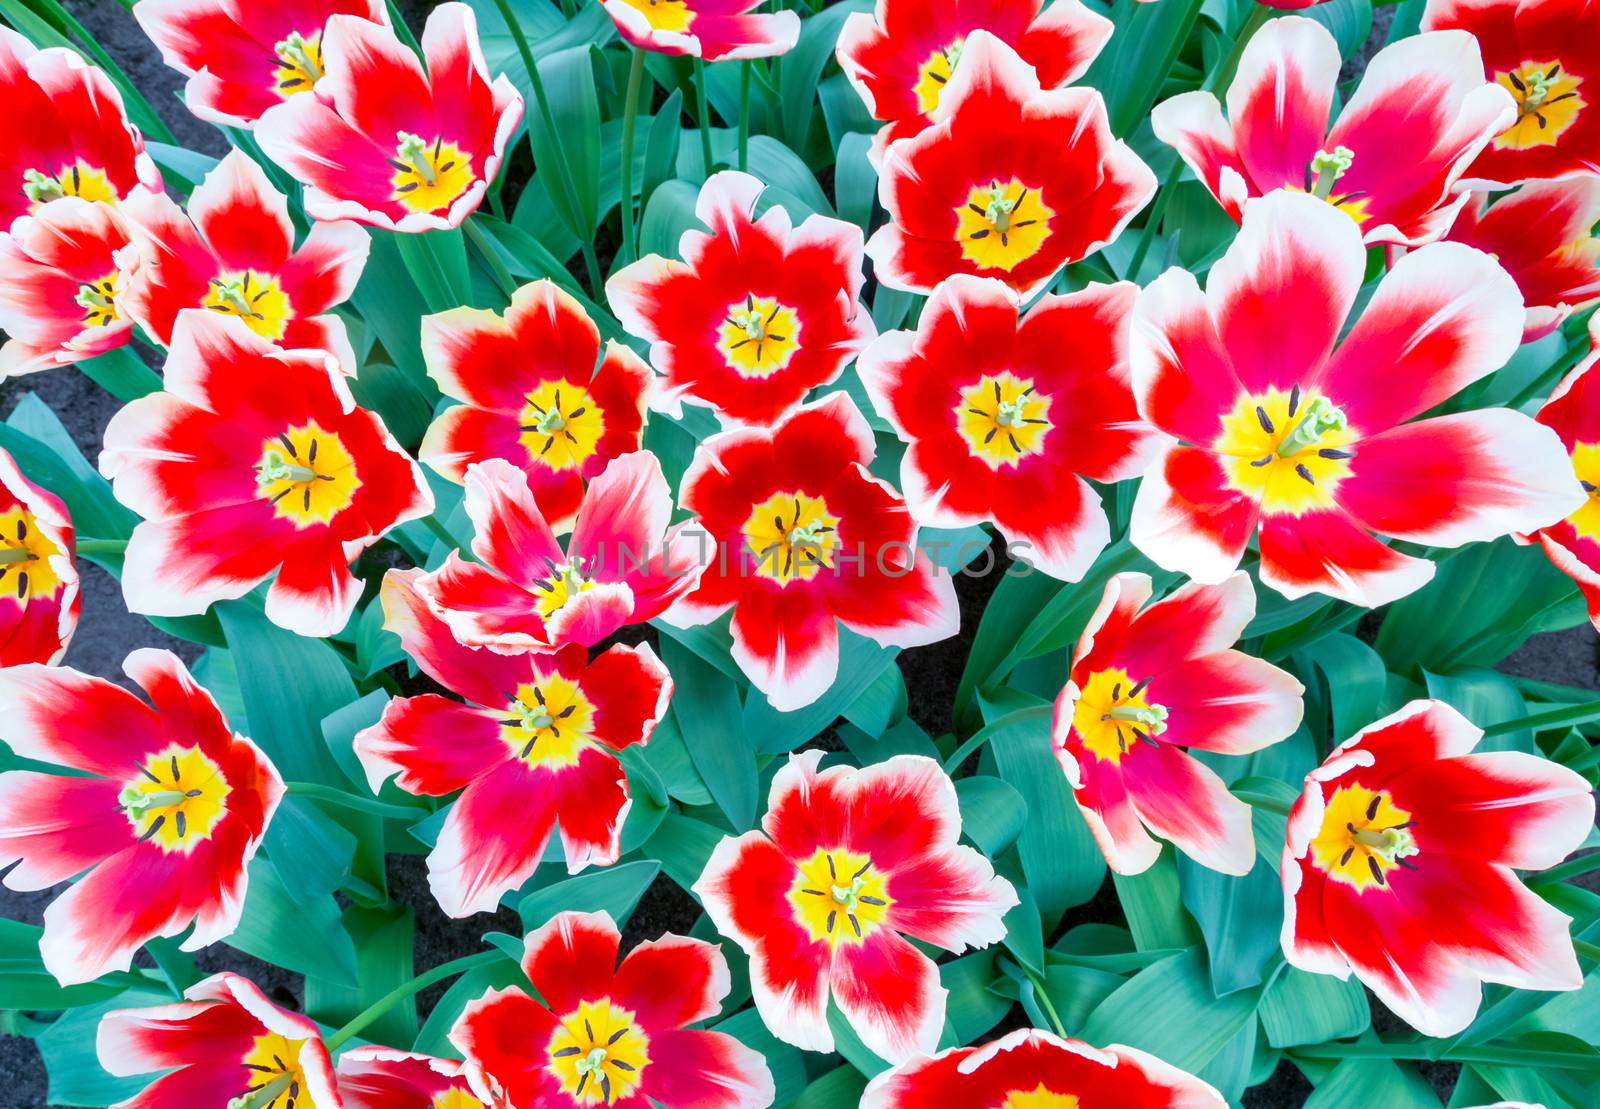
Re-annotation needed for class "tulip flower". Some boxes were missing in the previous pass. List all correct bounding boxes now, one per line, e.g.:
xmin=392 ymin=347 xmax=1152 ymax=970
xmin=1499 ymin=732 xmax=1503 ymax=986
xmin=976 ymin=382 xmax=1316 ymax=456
xmin=600 ymin=0 xmax=799 ymax=60
xmin=1526 ymin=315 xmax=1600 ymax=626
xmin=337 ymin=1046 xmax=489 ymax=1109
xmin=0 ymin=448 xmax=79 ymax=666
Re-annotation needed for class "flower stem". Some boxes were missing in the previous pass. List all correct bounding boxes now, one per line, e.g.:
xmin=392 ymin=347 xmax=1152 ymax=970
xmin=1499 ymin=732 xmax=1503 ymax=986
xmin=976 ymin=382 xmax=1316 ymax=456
xmin=620 ymin=48 xmax=647 ymax=262
xmin=77 ymin=539 xmax=130 ymax=557
xmin=1023 ymin=967 xmax=1068 ymax=1038
xmin=738 ymin=62 xmax=751 ymax=172
xmin=693 ymin=57 xmax=716 ymax=177
xmin=1483 ymin=699 xmax=1600 ymax=737
xmin=325 ymin=950 xmax=504 ymax=1052
xmin=1530 ymin=850 xmax=1600 ymax=887
xmin=285 ymin=781 xmax=427 ymax=823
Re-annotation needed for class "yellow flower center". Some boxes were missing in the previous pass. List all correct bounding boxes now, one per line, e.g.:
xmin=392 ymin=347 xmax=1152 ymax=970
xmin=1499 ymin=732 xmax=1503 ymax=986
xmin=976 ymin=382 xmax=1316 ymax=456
xmin=1070 ymin=667 xmax=1168 ymax=765
xmin=519 ymin=378 xmax=605 ymax=472
xmin=955 ymin=178 xmax=1053 ymax=271
xmin=788 ymin=847 xmax=893 ymax=948
xmin=204 ymin=270 xmax=293 ymax=342
xmin=21 ymin=161 xmax=117 ymax=210
xmin=120 ymin=744 xmax=231 ymax=854
xmin=1565 ymin=442 xmax=1600 ymax=541
xmin=234 ymin=1031 xmax=307 ymax=1109
xmin=272 ymin=30 xmax=324 ymax=97
xmin=1286 ymin=147 xmax=1373 ymax=225
xmin=1495 ymin=60 xmax=1584 ymax=149
xmin=717 ymin=294 xmax=802 ymax=378
xmin=431 ymin=1091 xmax=485 ymax=1109
xmin=1214 ymin=387 xmax=1356 ymax=515
xmin=616 ymin=0 xmax=694 ymax=32
xmin=0 ymin=506 xmax=64 ymax=606
xmin=912 ymin=38 xmax=963 ymax=117
xmin=1001 ymin=1087 xmax=1081 ymax=1109
xmin=1309 ymin=784 xmax=1418 ymax=892
xmin=741 ymin=491 xmax=839 ymax=585
xmin=75 ymin=270 xmax=120 ymax=329
xmin=956 ymin=371 xmax=1052 ymax=467
xmin=255 ymin=423 xmax=361 ymax=527
xmin=501 ymin=673 xmax=595 ymax=770
xmin=547 ymin=998 xmax=651 ymax=1106
xmin=390 ymin=133 xmax=475 ymax=214
xmin=529 ymin=559 xmax=594 ymax=619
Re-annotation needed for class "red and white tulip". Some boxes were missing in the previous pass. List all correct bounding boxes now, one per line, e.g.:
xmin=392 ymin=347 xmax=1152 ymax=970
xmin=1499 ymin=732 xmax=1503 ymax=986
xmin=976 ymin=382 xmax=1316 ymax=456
xmin=1152 ymin=18 xmax=1515 ymax=246
xmin=451 ymin=910 xmax=774 ymax=1109
xmin=421 ymin=279 xmax=653 ymax=531
xmin=415 ymin=453 xmax=704 ymax=654
xmin=600 ymin=0 xmax=799 ymax=61
xmin=1129 ymin=190 xmax=1582 ymax=606
xmin=861 ymin=1028 xmax=1226 ymax=1108
xmin=1526 ymin=315 xmax=1600 ymax=626
xmin=0 ymin=651 xmax=282 ymax=985
xmin=0 ymin=448 xmax=78 ymax=666
xmin=255 ymin=4 xmax=522 ymax=232
xmin=134 ymin=0 xmax=389 ymax=129
xmin=858 ymin=275 xmax=1163 ymax=581
xmin=355 ymin=570 xmax=671 ymax=917
xmin=98 ymin=972 xmax=339 ymax=1108
xmin=662 ymin=392 xmax=959 ymax=711
xmin=118 ymin=148 xmax=369 ymax=372
xmin=608 ymin=171 xmax=874 ymax=427
xmin=100 ymin=309 xmax=433 ymax=637
xmin=1282 ymin=699 xmax=1594 ymax=1036
xmin=695 ymin=752 xmax=1017 ymax=1063
xmin=337 ymin=1046 xmax=490 ymax=1108
xmin=1053 ymin=572 xmax=1304 ymax=876
xmin=867 ymin=31 xmax=1154 ymax=299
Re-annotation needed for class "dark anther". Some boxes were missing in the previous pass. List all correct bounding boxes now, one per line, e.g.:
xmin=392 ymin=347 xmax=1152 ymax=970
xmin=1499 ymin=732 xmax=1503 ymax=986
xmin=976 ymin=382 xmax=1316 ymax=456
xmin=1129 ymin=675 xmax=1153 ymax=697
xmin=1250 ymin=456 xmax=1272 ymax=467
xmin=1111 ymin=683 xmax=1122 ymax=701
xmin=613 ymin=1060 xmax=636 ymax=1071
xmin=826 ymin=910 xmax=837 ymax=934
xmin=970 ymin=229 xmax=989 ymax=239
xmin=176 ymin=811 xmax=187 ymax=839
xmin=16 ymin=572 xmax=26 ymax=598
xmin=139 ymin=815 xmax=166 ymax=841
xmin=171 ymin=756 xmax=180 ymax=781
xmin=853 ymin=861 xmax=871 ymax=878
xmin=278 ymin=432 xmax=296 ymax=457
xmin=608 ymin=1027 xmax=629 ymax=1044
xmin=1368 ymin=857 xmax=1385 ymax=885
xmin=849 ymin=913 xmax=862 ymax=937
xmin=1256 ymin=406 xmax=1274 ymax=435
xmin=1319 ymin=448 xmax=1354 ymax=460
xmin=1295 ymin=464 xmax=1315 ymax=485
xmin=859 ymin=895 xmax=886 ymax=906
xmin=1365 ymin=795 xmax=1381 ymax=821
xmin=801 ymin=888 xmax=824 ymax=896
xmin=1288 ymin=383 xmax=1301 ymax=418
xmin=137 ymin=762 xmax=161 ymax=784
xmin=1340 ymin=846 xmax=1354 ymax=866
xmin=1508 ymin=71 xmax=1526 ymax=91
xmin=968 ymin=203 xmax=985 ymax=215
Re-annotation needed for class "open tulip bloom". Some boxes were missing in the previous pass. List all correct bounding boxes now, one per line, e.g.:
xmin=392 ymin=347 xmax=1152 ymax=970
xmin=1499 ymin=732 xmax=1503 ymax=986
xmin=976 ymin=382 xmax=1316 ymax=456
xmin=355 ymin=569 xmax=671 ymax=917
xmin=607 ymin=171 xmax=875 ymax=427
xmin=1152 ymin=19 xmax=1514 ymax=246
xmin=98 ymin=971 xmax=339 ymax=1108
xmin=661 ymin=392 xmax=959 ymax=710
xmin=0 ymin=27 xmax=163 ymax=227
xmin=1282 ymin=700 xmax=1595 ymax=1037
xmin=1053 ymin=572 xmax=1305 ymax=876
xmin=451 ymin=910 xmax=774 ymax=1108
xmin=0 ymin=650 xmax=282 ymax=985
xmin=100 ymin=309 xmax=433 ymax=637
xmin=1423 ymin=0 xmax=1600 ymax=183
xmin=867 ymin=31 xmax=1155 ymax=299
xmin=836 ymin=0 xmax=1113 ymax=162
xmin=254 ymin=3 xmax=522 ymax=232
xmin=117 ymin=148 xmax=370 ymax=373
xmin=858 ymin=275 xmax=1163 ymax=582
xmin=416 ymin=453 xmax=704 ymax=653
xmin=861 ymin=1028 xmax=1227 ymax=1108
xmin=0 ymin=447 xmax=78 ymax=666
xmin=696 ymin=752 xmax=1018 ymax=1063
xmin=420 ymin=279 xmax=653 ymax=532
xmin=1129 ymin=190 xmax=1584 ymax=607
xmin=336 ymin=1046 xmax=489 ymax=1108
xmin=600 ymin=0 xmax=799 ymax=60
xmin=1527 ymin=316 xmax=1600 ymax=626
xmin=134 ymin=0 xmax=390 ymax=129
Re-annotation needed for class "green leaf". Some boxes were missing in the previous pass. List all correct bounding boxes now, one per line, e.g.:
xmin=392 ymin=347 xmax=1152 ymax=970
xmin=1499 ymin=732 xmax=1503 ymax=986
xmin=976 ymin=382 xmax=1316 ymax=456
xmin=1083 ymin=0 xmax=1207 ymax=137
xmin=227 ymin=858 xmax=358 ymax=986
xmin=395 ymin=228 xmax=472 ymax=313
xmin=0 ymin=919 xmax=136 ymax=1011
xmin=777 ymin=0 xmax=871 ymax=149
xmin=743 ymin=631 xmax=897 ymax=753
xmin=787 ymin=1066 xmax=868 ymax=1109
xmin=1304 ymin=0 xmax=1375 ymax=59
xmin=321 ymin=690 xmax=391 ymax=791
xmin=641 ymin=88 xmax=684 ymax=215
xmin=956 ymin=775 xmax=1028 ymax=857
xmin=413 ymin=959 xmax=524 ymax=1056
xmin=528 ymin=44 xmax=603 ymax=238
xmin=712 ymin=1008 xmax=810 ymax=1103
xmin=1113 ymin=849 xmax=1204 ymax=952
xmin=0 ymin=394 xmax=137 ymax=540
xmin=1081 ymin=948 xmax=1259 ymax=1074
xmin=638 ymin=178 xmax=703 ymax=259
xmin=1258 ymin=966 xmax=1370 ymax=1048
xmin=36 ymin=989 xmax=172 ymax=1107
xmin=517 ymin=860 xmax=661 ymax=930
xmin=1178 ymin=853 xmax=1284 ymax=995
xmin=1306 ymin=633 xmax=1389 ymax=747
xmin=646 ymin=812 xmax=727 ymax=894
xmin=834 ymin=131 xmax=877 ymax=230
xmin=827 ymin=997 xmax=890 ymax=1076
xmin=304 ymin=903 xmax=416 ymax=1046
xmin=661 ymin=637 xmax=757 ymax=829
xmin=939 ymin=949 xmax=1012 ymax=1046
xmin=1303 ymin=1056 xmax=1440 ymax=1108
xmin=1424 ymin=667 xmax=1533 ymax=752
xmin=262 ymin=793 xmax=357 ymax=900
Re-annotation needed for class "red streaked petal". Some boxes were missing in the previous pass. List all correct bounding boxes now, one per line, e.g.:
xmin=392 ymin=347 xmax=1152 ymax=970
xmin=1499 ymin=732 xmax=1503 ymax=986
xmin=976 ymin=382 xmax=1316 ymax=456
xmin=519 ymin=909 xmax=622 ymax=1015
xmin=639 ymin=1028 xmax=775 ymax=1109
xmin=1115 ymin=571 xmax=1258 ymax=676
xmin=1069 ymin=753 xmax=1164 ymax=876
xmin=353 ymin=694 xmax=508 ymax=797
xmin=428 ymin=760 xmax=558 ymax=917
xmin=1224 ymin=17 xmax=1340 ymax=191
xmin=1257 ymin=507 xmax=1434 ymax=607
xmin=612 ymin=932 xmax=731 ymax=1030
xmin=551 ymin=746 xmax=630 ymax=873
xmin=337 ymin=1046 xmax=476 ymax=1109
xmin=1150 ymin=649 xmax=1305 ymax=756
xmin=463 ymin=457 xmax=565 ymax=583
xmin=0 ymin=772 xmax=128 ymax=890
xmin=1150 ymin=91 xmax=1249 ymax=222
xmin=1129 ymin=445 xmax=1259 ymax=584
xmin=1123 ymin=743 xmax=1256 ymax=876
xmin=883 ymin=843 xmax=1017 ymax=952
xmin=0 ymin=663 xmax=160 ymax=776
xmin=449 ymin=985 xmax=561 ymax=1109
xmin=277 ymin=218 xmax=370 ymax=317
xmin=187 ymin=149 xmax=295 ymax=273
xmin=1129 ymin=268 xmax=1241 ymax=445
xmin=377 ymin=566 xmax=535 ymax=706
xmin=830 ymin=928 xmax=944 ymax=1064
xmin=728 ymin=584 xmax=840 ymax=712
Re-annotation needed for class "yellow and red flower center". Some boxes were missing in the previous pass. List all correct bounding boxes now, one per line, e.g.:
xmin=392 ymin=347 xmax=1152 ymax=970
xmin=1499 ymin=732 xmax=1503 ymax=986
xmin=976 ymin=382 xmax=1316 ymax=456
xmin=21 ymin=161 xmax=118 ymax=210
xmin=390 ymin=133 xmax=475 ymax=214
xmin=120 ymin=743 xmax=231 ymax=853
xmin=616 ymin=0 xmax=694 ymax=33
xmin=1070 ymin=666 xmax=1168 ymax=764
xmin=1495 ymin=60 xmax=1584 ymax=149
xmin=256 ymin=422 xmax=361 ymax=527
xmin=500 ymin=673 xmax=595 ymax=770
xmin=717 ymin=294 xmax=802 ymax=379
xmin=1000 ymin=1087 xmax=1080 ymax=1109
xmin=272 ymin=30 xmax=325 ymax=97
xmin=955 ymin=178 xmax=1054 ymax=271
xmin=741 ymin=491 xmax=839 ymax=585
xmin=0 ymin=506 xmax=64 ymax=605
xmin=1309 ymin=784 xmax=1417 ymax=892
xmin=788 ymin=847 xmax=893 ymax=947
xmin=74 ymin=270 xmax=120 ymax=330
xmin=519 ymin=378 xmax=605 ymax=472
xmin=1215 ymin=386 xmax=1356 ymax=515
xmin=237 ymin=1031 xmax=308 ymax=1108
xmin=956 ymin=371 xmax=1052 ymax=467
xmin=912 ymin=38 xmax=964 ymax=117
xmin=431 ymin=1091 xmax=485 ymax=1109
xmin=1290 ymin=146 xmax=1372 ymax=226
xmin=204 ymin=269 xmax=293 ymax=342
xmin=547 ymin=998 xmax=651 ymax=1106
xmin=529 ymin=557 xmax=595 ymax=618
xmin=1565 ymin=442 xmax=1600 ymax=541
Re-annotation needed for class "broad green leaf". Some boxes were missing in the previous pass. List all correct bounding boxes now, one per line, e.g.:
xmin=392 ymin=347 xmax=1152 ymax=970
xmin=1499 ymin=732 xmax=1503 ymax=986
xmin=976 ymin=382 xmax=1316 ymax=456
xmin=712 ymin=1009 xmax=809 ymax=1103
xmin=940 ymin=950 xmax=1012 ymax=1046
xmin=1081 ymin=948 xmax=1259 ymax=1074
xmin=1304 ymin=1056 xmax=1440 ymax=1108
xmin=661 ymin=637 xmax=757 ymax=829
xmin=413 ymin=960 xmax=523 ymax=1056
xmin=36 ymin=989 xmax=172 ymax=1107
xmin=777 ymin=0 xmax=870 ymax=149
xmin=743 ymin=631 xmax=897 ymax=753
xmin=1113 ymin=850 xmax=1202 ymax=952
xmin=304 ymin=903 xmax=416 ymax=1046
xmin=955 ymin=775 xmax=1028 ymax=857
xmin=227 ymin=858 xmax=358 ymax=986
xmin=1178 ymin=853 xmax=1284 ymax=995
xmin=527 ymin=45 xmax=604 ymax=238
xmin=787 ymin=1066 xmax=868 ymax=1109
xmin=517 ymin=860 xmax=661 ymax=930
xmin=1258 ymin=966 xmax=1370 ymax=1047
xmin=646 ymin=812 xmax=727 ymax=894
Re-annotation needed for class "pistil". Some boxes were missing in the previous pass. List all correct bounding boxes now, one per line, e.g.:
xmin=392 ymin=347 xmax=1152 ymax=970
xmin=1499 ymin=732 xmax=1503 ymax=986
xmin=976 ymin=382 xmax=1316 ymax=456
xmin=395 ymin=132 xmax=439 ymax=187
xmin=21 ymin=168 xmax=65 ymax=205
xmin=1309 ymin=147 xmax=1355 ymax=202
xmin=257 ymin=450 xmax=320 ymax=487
xmin=274 ymin=32 xmax=324 ymax=84
xmin=74 ymin=282 xmax=117 ymax=323
xmin=1275 ymin=395 xmax=1348 ymax=458
xmin=1104 ymin=704 xmax=1168 ymax=733
xmin=0 ymin=547 xmax=31 ymax=566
